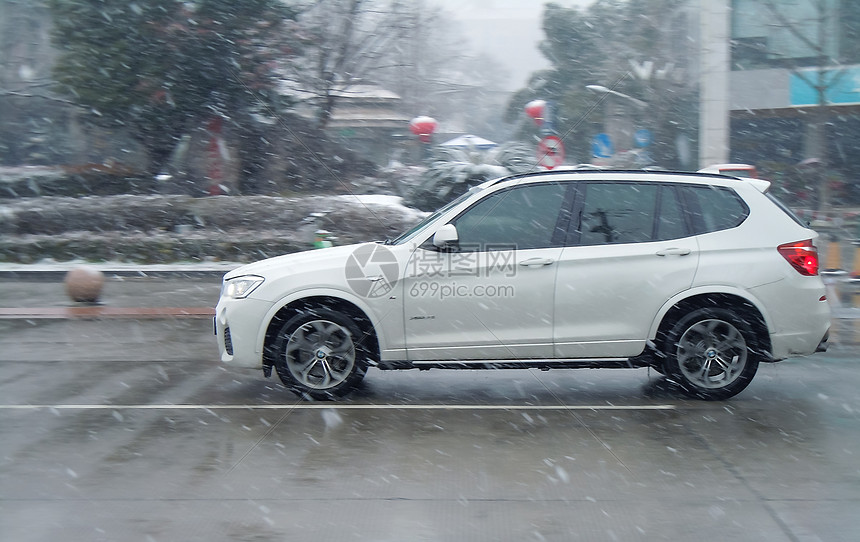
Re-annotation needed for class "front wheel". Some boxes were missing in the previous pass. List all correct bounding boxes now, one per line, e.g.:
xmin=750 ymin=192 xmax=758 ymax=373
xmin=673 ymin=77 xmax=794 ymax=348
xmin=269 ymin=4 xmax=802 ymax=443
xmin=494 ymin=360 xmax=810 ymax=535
xmin=273 ymin=308 xmax=368 ymax=400
xmin=662 ymin=308 xmax=761 ymax=400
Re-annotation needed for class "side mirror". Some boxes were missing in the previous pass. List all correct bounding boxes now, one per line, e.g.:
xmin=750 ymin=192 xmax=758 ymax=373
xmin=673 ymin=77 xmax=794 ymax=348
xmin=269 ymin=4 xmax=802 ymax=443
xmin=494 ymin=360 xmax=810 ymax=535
xmin=432 ymin=223 xmax=459 ymax=249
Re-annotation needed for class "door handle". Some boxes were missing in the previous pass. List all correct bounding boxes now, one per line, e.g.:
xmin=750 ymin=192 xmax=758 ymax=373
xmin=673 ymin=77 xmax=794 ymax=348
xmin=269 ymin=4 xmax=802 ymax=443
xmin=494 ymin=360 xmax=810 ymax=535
xmin=656 ymin=247 xmax=692 ymax=257
xmin=519 ymin=257 xmax=555 ymax=267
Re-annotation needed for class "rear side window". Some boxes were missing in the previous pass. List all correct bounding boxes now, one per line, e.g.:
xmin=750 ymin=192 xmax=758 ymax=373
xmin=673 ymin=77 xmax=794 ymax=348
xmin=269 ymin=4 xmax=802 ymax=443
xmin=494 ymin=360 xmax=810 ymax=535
xmin=657 ymin=187 xmax=687 ymax=240
xmin=576 ymin=183 xmax=688 ymax=246
xmin=679 ymin=185 xmax=749 ymax=234
xmin=579 ymin=183 xmax=657 ymax=245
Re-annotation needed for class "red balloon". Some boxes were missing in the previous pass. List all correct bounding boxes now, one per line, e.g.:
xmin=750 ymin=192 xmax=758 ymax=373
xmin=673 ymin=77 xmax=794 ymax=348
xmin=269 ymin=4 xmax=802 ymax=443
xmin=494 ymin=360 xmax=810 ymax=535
xmin=410 ymin=116 xmax=437 ymax=143
xmin=524 ymin=100 xmax=546 ymax=126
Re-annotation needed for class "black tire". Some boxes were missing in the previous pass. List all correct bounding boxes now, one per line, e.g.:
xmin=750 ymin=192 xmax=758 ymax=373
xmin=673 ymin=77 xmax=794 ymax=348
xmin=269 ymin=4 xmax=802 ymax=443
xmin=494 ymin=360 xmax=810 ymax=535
xmin=273 ymin=308 xmax=368 ymax=400
xmin=662 ymin=307 xmax=761 ymax=400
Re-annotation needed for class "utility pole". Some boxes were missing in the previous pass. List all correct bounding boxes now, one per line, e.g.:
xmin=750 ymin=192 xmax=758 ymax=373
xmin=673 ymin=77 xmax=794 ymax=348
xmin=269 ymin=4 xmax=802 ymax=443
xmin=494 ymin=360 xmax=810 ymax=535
xmin=698 ymin=0 xmax=731 ymax=168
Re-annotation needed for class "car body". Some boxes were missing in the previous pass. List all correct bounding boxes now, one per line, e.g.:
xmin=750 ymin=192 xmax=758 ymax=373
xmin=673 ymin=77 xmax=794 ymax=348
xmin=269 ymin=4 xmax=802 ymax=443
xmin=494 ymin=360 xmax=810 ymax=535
xmin=215 ymin=170 xmax=830 ymax=400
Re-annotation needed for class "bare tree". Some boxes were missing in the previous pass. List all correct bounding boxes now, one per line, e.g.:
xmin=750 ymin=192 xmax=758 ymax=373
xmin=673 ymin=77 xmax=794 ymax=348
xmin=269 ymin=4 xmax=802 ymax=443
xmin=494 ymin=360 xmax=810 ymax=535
xmin=282 ymin=0 xmax=414 ymax=129
xmin=375 ymin=4 xmax=470 ymax=114
xmin=0 ymin=0 xmax=76 ymax=165
xmin=762 ymin=0 xmax=846 ymax=210
xmin=282 ymin=1 xmax=506 ymax=135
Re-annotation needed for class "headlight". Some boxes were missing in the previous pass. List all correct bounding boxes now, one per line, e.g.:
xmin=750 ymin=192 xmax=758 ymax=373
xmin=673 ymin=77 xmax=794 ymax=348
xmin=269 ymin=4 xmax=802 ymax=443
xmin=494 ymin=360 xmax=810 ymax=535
xmin=222 ymin=275 xmax=265 ymax=299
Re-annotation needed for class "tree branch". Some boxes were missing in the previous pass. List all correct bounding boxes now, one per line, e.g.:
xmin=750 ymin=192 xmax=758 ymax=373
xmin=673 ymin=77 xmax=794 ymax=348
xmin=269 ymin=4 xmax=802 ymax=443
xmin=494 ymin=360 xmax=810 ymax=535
xmin=0 ymin=90 xmax=83 ymax=107
xmin=762 ymin=0 xmax=825 ymax=57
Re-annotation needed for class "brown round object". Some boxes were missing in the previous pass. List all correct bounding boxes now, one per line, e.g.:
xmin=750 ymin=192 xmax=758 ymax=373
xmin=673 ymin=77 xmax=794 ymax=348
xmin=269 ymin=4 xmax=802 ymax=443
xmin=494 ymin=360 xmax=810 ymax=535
xmin=64 ymin=266 xmax=105 ymax=303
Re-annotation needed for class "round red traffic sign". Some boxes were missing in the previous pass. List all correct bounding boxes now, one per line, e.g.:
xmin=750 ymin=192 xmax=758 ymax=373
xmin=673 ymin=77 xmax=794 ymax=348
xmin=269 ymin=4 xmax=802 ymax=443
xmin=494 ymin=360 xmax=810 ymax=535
xmin=537 ymin=135 xmax=565 ymax=170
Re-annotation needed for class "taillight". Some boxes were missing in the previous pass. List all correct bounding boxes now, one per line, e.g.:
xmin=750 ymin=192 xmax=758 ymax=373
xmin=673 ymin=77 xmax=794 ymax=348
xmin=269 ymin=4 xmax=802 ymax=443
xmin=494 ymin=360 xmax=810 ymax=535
xmin=777 ymin=240 xmax=819 ymax=276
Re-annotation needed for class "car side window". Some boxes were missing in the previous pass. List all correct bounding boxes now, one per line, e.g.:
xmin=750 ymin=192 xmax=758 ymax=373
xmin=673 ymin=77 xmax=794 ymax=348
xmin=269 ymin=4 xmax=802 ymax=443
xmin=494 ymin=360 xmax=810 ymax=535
xmin=452 ymin=182 xmax=569 ymax=251
xmin=679 ymin=185 xmax=749 ymax=234
xmin=578 ymin=183 xmax=659 ymax=245
xmin=656 ymin=186 xmax=687 ymax=241
xmin=576 ymin=183 xmax=690 ymax=245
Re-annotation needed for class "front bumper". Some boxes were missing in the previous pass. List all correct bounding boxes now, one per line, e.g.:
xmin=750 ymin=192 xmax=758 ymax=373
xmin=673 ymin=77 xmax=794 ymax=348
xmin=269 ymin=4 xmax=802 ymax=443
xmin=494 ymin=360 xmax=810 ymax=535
xmin=214 ymin=296 xmax=274 ymax=369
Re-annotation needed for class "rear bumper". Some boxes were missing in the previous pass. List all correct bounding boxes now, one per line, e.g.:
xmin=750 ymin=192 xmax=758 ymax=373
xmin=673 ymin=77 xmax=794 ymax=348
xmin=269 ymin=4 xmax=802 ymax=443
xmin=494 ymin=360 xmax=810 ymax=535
xmin=816 ymin=329 xmax=829 ymax=352
xmin=768 ymin=315 xmax=831 ymax=360
xmin=752 ymin=279 xmax=831 ymax=360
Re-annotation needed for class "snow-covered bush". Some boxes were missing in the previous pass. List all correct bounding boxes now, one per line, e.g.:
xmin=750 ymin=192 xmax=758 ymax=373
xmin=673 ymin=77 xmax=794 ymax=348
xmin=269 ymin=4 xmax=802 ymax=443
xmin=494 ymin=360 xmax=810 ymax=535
xmin=405 ymin=142 xmax=539 ymax=211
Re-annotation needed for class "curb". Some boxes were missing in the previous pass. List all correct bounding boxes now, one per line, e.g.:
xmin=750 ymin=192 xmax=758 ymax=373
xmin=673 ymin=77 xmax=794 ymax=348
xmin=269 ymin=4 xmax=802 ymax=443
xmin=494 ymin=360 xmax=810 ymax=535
xmin=0 ymin=264 xmax=227 ymax=321
xmin=0 ymin=306 xmax=214 ymax=320
xmin=0 ymin=264 xmax=237 ymax=280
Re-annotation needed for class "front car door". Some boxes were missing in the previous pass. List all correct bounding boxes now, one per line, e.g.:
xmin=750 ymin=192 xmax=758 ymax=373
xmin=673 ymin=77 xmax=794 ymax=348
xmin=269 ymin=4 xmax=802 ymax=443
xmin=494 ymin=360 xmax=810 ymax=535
xmin=404 ymin=180 xmax=572 ymax=361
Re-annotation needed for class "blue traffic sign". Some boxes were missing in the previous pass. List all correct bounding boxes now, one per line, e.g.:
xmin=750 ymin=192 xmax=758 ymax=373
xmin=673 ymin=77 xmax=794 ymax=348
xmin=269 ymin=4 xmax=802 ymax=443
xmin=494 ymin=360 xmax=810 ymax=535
xmin=592 ymin=133 xmax=613 ymax=158
xmin=634 ymin=129 xmax=653 ymax=147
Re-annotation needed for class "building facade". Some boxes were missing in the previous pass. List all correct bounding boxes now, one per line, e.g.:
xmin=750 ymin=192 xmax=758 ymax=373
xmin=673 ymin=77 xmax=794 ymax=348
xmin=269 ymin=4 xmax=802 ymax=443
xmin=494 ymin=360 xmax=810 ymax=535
xmin=701 ymin=0 xmax=860 ymax=204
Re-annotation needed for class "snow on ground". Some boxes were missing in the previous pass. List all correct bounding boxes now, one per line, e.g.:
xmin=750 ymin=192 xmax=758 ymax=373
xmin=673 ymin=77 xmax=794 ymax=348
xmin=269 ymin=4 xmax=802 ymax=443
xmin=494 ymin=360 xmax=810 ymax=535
xmin=0 ymin=166 xmax=64 ymax=182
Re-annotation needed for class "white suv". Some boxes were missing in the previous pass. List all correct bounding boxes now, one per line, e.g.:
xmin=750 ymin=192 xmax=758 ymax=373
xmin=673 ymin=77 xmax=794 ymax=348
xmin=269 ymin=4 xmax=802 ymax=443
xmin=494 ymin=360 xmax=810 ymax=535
xmin=215 ymin=171 xmax=830 ymax=400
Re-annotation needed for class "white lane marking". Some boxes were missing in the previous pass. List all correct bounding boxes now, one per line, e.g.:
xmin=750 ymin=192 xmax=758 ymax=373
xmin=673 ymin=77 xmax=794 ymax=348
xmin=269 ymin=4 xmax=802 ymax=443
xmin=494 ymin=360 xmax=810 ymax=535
xmin=0 ymin=404 xmax=675 ymax=411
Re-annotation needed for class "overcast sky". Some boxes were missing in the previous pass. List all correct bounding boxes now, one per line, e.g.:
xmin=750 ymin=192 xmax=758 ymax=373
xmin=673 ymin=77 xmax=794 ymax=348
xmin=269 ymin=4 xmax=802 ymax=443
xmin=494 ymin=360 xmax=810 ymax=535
xmin=429 ymin=0 xmax=596 ymax=90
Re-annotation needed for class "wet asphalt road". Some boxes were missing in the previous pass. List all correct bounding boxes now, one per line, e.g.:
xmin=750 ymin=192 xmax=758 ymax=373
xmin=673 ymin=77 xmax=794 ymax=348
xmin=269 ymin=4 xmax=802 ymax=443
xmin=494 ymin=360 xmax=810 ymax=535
xmin=1 ymin=276 xmax=859 ymax=541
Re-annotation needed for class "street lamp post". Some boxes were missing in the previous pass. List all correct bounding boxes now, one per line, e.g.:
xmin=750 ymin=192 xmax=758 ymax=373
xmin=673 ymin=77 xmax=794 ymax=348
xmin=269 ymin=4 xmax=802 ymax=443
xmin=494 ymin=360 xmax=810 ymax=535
xmin=586 ymin=84 xmax=648 ymax=165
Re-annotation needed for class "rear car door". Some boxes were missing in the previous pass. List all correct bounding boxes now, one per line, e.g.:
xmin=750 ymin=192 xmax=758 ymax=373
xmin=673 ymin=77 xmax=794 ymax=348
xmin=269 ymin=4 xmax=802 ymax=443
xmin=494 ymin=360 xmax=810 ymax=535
xmin=553 ymin=181 xmax=700 ymax=358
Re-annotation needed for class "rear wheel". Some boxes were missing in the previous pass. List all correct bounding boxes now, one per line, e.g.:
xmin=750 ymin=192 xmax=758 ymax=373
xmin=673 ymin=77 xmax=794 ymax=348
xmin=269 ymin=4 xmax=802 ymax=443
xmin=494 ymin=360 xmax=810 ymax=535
xmin=273 ymin=308 xmax=368 ymax=400
xmin=662 ymin=307 xmax=760 ymax=400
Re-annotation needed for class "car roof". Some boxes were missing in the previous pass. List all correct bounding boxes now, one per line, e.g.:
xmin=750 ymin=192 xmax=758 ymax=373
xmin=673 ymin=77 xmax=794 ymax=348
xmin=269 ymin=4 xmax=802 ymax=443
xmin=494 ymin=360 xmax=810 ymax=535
xmin=490 ymin=169 xmax=738 ymax=184
xmin=483 ymin=169 xmax=772 ymax=194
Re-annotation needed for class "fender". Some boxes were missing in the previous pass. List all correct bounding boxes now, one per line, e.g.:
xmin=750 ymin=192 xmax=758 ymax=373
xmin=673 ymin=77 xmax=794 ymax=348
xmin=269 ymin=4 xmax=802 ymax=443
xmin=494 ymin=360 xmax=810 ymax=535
xmin=253 ymin=285 xmax=398 ymax=358
xmin=648 ymin=284 xmax=774 ymax=340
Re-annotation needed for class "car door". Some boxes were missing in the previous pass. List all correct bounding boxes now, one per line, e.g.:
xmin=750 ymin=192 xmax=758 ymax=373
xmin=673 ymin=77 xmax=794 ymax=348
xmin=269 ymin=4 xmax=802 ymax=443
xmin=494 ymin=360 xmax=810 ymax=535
xmin=403 ymin=181 xmax=572 ymax=361
xmin=553 ymin=182 xmax=699 ymax=358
